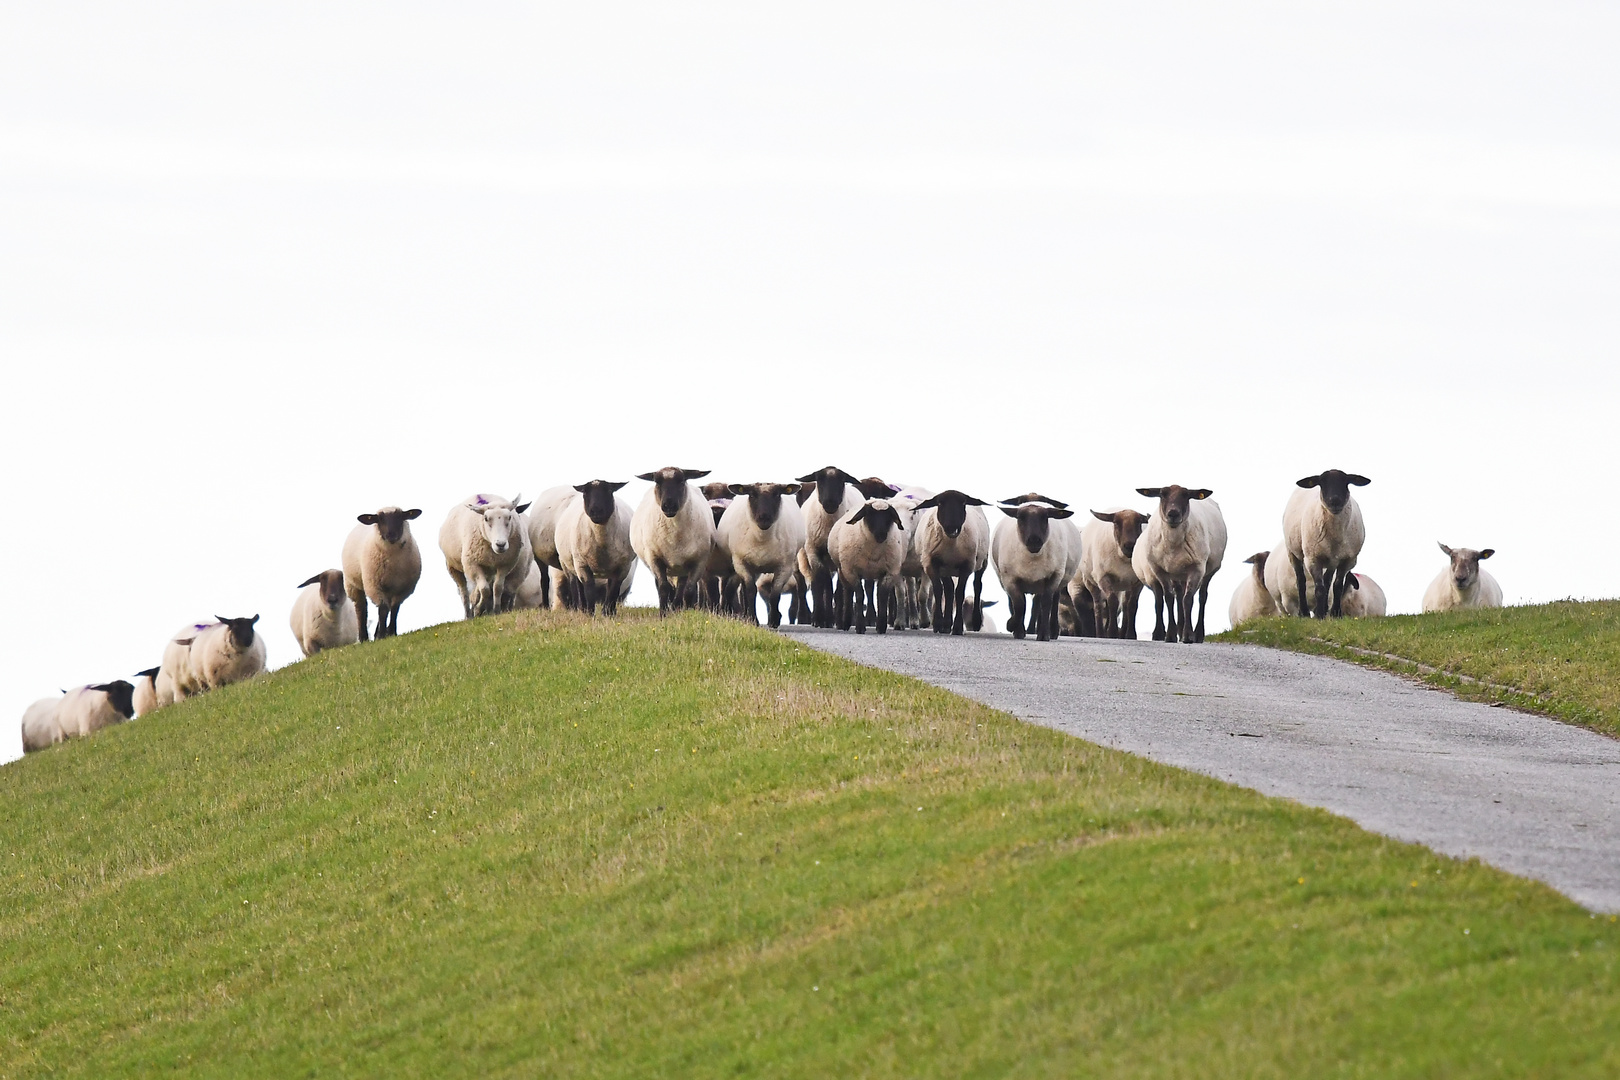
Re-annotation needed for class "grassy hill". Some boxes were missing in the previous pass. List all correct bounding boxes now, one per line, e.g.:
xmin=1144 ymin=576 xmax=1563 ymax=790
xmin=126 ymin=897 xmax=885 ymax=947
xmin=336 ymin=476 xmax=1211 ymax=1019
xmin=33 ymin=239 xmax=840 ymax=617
xmin=1226 ymin=600 xmax=1620 ymax=737
xmin=2 ymin=610 xmax=1618 ymax=1077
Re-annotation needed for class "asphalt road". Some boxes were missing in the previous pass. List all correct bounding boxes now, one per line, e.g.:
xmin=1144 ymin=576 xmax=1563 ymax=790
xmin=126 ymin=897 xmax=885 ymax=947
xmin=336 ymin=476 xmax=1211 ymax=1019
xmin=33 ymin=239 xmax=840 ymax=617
xmin=783 ymin=626 xmax=1620 ymax=912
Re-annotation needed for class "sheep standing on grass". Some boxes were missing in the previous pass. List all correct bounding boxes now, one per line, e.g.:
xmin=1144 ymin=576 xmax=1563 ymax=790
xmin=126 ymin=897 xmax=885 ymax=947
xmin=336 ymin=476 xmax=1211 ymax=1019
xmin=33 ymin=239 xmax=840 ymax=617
xmin=21 ymin=681 xmax=137 ymax=753
xmin=1423 ymin=544 xmax=1502 ymax=612
xmin=631 ymin=467 xmax=714 ymax=615
xmin=162 ymin=616 xmax=266 ymax=699
xmin=342 ymin=507 xmax=423 ymax=640
xmin=702 ymin=495 xmax=741 ymax=613
xmin=131 ymin=667 xmax=161 ymax=716
xmin=991 ymin=500 xmax=1074 ymax=642
xmin=1075 ymin=509 xmax=1150 ymax=638
xmin=440 ymin=494 xmax=532 ymax=618
xmin=1265 ymin=539 xmax=1387 ymax=619
xmin=291 ymin=569 xmax=359 ymax=657
xmin=718 ymin=483 xmax=807 ymax=629
xmin=1131 ymin=486 xmax=1227 ymax=644
xmin=795 ymin=467 xmax=864 ymax=628
xmin=526 ymin=486 xmax=578 ymax=609
xmin=828 ymin=499 xmax=908 ymax=634
xmin=1283 ymin=470 xmax=1370 ymax=618
xmin=555 ymin=481 xmax=636 ymax=616
xmin=1228 ymin=551 xmax=1281 ymax=627
xmin=911 ymin=490 xmax=991 ymax=635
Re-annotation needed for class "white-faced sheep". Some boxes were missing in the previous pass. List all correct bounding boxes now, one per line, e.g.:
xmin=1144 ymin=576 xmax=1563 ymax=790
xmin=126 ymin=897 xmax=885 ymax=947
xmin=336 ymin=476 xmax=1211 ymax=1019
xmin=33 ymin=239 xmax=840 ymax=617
xmin=290 ymin=569 xmax=359 ymax=657
xmin=718 ymin=483 xmax=807 ymax=629
xmin=631 ymin=467 xmax=714 ymax=614
xmin=795 ymin=467 xmax=865 ymax=628
xmin=553 ymin=481 xmax=635 ymax=616
xmin=886 ymin=483 xmax=938 ymax=630
xmin=21 ymin=681 xmax=136 ymax=752
xmin=991 ymin=500 xmax=1074 ymax=642
xmin=132 ymin=666 xmax=161 ymax=717
xmin=1228 ymin=551 xmax=1281 ymax=627
xmin=828 ymin=499 xmax=908 ymax=634
xmin=1131 ymin=486 xmax=1227 ymax=644
xmin=1075 ymin=508 xmax=1150 ymax=638
xmin=910 ymin=490 xmax=991 ymax=635
xmin=1423 ymin=544 xmax=1502 ymax=612
xmin=439 ymin=494 xmax=532 ymax=618
xmin=1283 ymin=469 xmax=1370 ymax=618
xmin=342 ymin=507 xmax=423 ymax=640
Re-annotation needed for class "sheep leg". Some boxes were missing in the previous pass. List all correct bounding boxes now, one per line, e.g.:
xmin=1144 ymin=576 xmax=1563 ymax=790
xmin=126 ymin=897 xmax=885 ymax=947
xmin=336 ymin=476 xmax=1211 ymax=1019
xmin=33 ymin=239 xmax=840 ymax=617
xmin=1311 ymin=565 xmax=1331 ymax=620
xmin=741 ymin=578 xmax=760 ymax=624
xmin=855 ymin=579 xmax=870 ymax=634
xmin=376 ymin=602 xmax=392 ymax=639
xmin=1164 ymin=586 xmax=1181 ymax=643
xmin=1150 ymin=587 xmax=1166 ymax=641
xmin=1032 ymin=590 xmax=1051 ymax=642
xmin=765 ymin=582 xmax=784 ymax=629
xmin=1007 ymin=590 xmax=1028 ymax=640
xmin=1290 ymin=555 xmax=1311 ymax=617
xmin=448 ymin=566 xmax=472 ymax=619
xmin=579 ymin=576 xmax=599 ymax=617
xmin=353 ymin=594 xmax=371 ymax=642
xmin=1095 ymin=593 xmax=1114 ymax=639
xmin=1330 ymin=564 xmax=1351 ymax=618
xmin=951 ymin=574 xmax=969 ymax=635
xmin=1046 ymin=590 xmax=1061 ymax=640
xmin=969 ymin=569 xmax=985 ymax=631
xmin=1194 ymin=578 xmax=1211 ymax=642
xmin=876 ymin=581 xmax=892 ymax=635
xmin=811 ymin=567 xmax=833 ymax=628
xmin=386 ymin=602 xmax=402 ymax=637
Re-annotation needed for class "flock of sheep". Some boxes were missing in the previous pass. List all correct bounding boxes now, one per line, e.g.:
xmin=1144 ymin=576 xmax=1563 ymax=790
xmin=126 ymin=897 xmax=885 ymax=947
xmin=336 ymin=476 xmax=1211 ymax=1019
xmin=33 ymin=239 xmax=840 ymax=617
xmin=18 ymin=466 xmax=1503 ymax=754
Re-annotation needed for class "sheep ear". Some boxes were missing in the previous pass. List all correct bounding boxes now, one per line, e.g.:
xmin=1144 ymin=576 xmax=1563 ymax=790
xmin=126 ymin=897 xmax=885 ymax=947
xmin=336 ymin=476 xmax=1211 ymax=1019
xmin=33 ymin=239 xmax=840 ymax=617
xmin=514 ymin=502 xmax=532 ymax=514
xmin=1047 ymin=508 xmax=1074 ymax=519
xmin=215 ymin=615 xmax=229 ymax=625
xmin=136 ymin=667 xmax=160 ymax=679
xmin=848 ymin=505 xmax=870 ymax=523
xmin=782 ymin=483 xmax=804 ymax=496
xmin=1190 ymin=489 xmax=1212 ymax=500
xmin=1136 ymin=487 xmax=1162 ymax=498
xmin=1000 ymin=507 xmax=1021 ymax=518
xmin=605 ymin=482 xmax=627 ymax=492
xmin=1438 ymin=542 xmax=1454 ymax=557
xmin=1347 ymin=573 xmax=1361 ymax=589
xmin=174 ymin=637 xmax=195 ymax=647
xmin=250 ymin=615 xmax=260 ymax=625
xmin=298 ymin=574 xmax=324 ymax=588
xmin=890 ymin=509 xmax=904 ymax=530
xmin=728 ymin=483 xmax=752 ymax=496
xmin=1296 ymin=475 xmax=1321 ymax=488
xmin=636 ymin=472 xmax=658 ymax=481
xmin=1091 ymin=509 xmax=1116 ymax=522
xmin=836 ymin=469 xmax=861 ymax=485
xmin=572 ymin=483 xmax=591 ymax=493
xmin=681 ymin=469 xmax=710 ymax=480
xmin=914 ymin=497 xmax=939 ymax=510
xmin=793 ymin=472 xmax=820 ymax=483
xmin=963 ymin=495 xmax=988 ymax=506
xmin=1347 ymin=474 xmax=1371 ymax=486
xmin=357 ymin=513 xmax=379 ymax=525
xmin=982 ymin=599 xmax=998 ymax=609
xmin=469 ymin=504 xmax=489 ymax=516
xmin=404 ymin=508 xmax=422 ymax=519
xmin=1244 ymin=552 xmax=1266 ymax=565
xmin=1479 ymin=548 xmax=1495 ymax=560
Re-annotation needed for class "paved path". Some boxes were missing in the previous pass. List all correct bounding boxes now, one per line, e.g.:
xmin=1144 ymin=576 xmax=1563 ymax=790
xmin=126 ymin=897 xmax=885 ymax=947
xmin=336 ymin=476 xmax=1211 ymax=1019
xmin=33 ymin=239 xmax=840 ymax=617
xmin=783 ymin=627 xmax=1620 ymax=912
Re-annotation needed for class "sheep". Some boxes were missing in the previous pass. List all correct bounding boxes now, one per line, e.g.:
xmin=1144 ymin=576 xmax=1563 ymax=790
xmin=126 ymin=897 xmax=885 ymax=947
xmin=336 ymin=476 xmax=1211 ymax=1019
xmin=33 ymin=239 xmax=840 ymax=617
xmin=1131 ymin=486 xmax=1227 ymax=643
xmin=1423 ymin=544 xmax=1502 ymax=612
xmin=158 ymin=623 xmax=208 ymax=702
xmin=341 ymin=506 xmax=423 ymax=640
xmin=828 ymin=499 xmax=908 ymax=634
xmin=888 ymin=484 xmax=937 ymax=630
xmin=965 ymin=598 xmax=1000 ymax=633
xmin=524 ymin=486 xmax=577 ymax=609
xmin=551 ymin=481 xmax=634 ymax=616
xmin=1001 ymin=493 xmax=1083 ymax=638
xmin=717 ymin=483 xmax=807 ymax=629
xmin=702 ymin=497 xmax=741 ymax=613
xmin=630 ymin=467 xmax=715 ymax=615
xmin=439 ymin=494 xmax=532 ymax=618
xmin=1074 ymin=508 xmax=1150 ymax=638
xmin=910 ymin=490 xmax=992 ymax=635
xmin=21 ymin=681 xmax=136 ymax=752
xmin=1342 ymin=572 xmax=1387 ymax=618
xmin=132 ymin=666 xmax=161 ymax=717
xmin=290 ymin=569 xmax=359 ymax=657
xmin=990 ymin=501 xmax=1074 ymax=641
xmin=1283 ymin=469 xmax=1371 ymax=618
xmin=185 ymin=616 xmax=268 ymax=693
xmin=795 ymin=467 xmax=864 ymax=628
xmin=1228 ymin=551 xmax=1281 ymax=627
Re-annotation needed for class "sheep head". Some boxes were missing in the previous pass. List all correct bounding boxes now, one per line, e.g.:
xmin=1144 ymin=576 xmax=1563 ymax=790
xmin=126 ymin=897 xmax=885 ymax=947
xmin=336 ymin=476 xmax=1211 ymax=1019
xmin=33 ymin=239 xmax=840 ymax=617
xmin=637 ymin=468 xmax=709 ymax=518
xmin=1296 ymin=470 xmax=1370 ymax=514
xmin=213 ymin=615 xmax=260 ymax=650
xmin=1439 ymin=542 xmax=1494 ymax=592
xmin=794 ymin=466 xmax=861 ymax=514
xmin=358 ymin=506 xmax=423 ymax=545
xmin=1092 ymin=508 xmax=1152 ymax=557
xmin=916 ymin=490 xmax=988 ymax=538
xmin=299 ymin=569 xmax=348 ymax=609
xmin=89 ymin=681 xmax=137 ymax=720
xmin=1000 ymin=503 xmax=1073 ymax=553
xmin=572 ymin=481 xmax=627 ymax=525
xmin=1135 ymin=486 xmax=1211 ymax=529
xmin=849 ymin=500 xmax=905 ymax=543
xmin=729 ymin=483 xmax=802 ymax=530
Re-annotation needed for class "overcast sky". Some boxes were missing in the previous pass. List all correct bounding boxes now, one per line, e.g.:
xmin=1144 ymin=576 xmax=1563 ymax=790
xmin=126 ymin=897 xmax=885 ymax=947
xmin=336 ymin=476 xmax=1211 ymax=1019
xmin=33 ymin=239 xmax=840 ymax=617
xmin=3 ymin=1 xmax=1617 ymax=762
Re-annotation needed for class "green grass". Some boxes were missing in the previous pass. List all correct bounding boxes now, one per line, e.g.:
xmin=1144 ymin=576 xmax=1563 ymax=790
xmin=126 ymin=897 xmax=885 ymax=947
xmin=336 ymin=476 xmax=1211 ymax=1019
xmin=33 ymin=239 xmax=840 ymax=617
xmin=3 ymin=610 xmax=1618 ymax=1077
xmin=1222 ymin=600 xmax=1620 ymax=737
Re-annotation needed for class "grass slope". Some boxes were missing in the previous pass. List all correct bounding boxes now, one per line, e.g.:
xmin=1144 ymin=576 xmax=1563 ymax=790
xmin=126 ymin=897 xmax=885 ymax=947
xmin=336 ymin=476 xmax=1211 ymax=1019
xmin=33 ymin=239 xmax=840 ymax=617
xmin=1224 ymin=600 xmax=1620 ymax=737
xmin=2 ymin=611 xmax=1618 ymax=1077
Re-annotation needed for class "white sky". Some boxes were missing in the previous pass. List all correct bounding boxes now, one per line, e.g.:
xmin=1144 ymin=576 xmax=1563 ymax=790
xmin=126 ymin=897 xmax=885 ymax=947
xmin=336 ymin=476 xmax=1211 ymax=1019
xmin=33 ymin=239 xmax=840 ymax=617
xmin=3 ymin=2 xmax=1617 ymax=762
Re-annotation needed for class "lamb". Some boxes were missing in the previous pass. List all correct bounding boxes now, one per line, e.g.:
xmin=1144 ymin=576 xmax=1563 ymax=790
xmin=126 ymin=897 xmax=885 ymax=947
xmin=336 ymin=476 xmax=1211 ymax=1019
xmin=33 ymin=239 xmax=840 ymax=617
xmin=554 ymin=480 xmax=635 ymax=616
xmin=990 ymin=501 xmax=1074 ymax=641
xmin=630 ymin=467 xmax=715 ymax=614
xmin=910 ymin=490 xmax=991 ymax=635
xmin=132 ymin=666 xmax=161 ymax=717
xmin=795 ymin=467 xmax=864 ymax=627
xmin=1228 ymin=551 xmax=1281 ymax=627
xmin=21 ymin=681 xmax=136 ymax=752
xmin=717 ymin=483 xmax=808 ymax=629
xmin=1283 ymin=469 xmax=1371 ymax=618
xmin=828 ymin=499 xmax=908 ymax=633
xmin=1074 ymin=508 xmax=1150 ymax=638
xmin=439 ymin=494 xmax=532 ymax=618
xmin=290 ymin=569 xmax=360 ymax=657
xmin=341 ymin=506 xmax=423 ymax=640
xmin=1423 ymin=544 xmax=1502 ymax=612
xmin=1131 ymin=486 xmax=1227 ymax=643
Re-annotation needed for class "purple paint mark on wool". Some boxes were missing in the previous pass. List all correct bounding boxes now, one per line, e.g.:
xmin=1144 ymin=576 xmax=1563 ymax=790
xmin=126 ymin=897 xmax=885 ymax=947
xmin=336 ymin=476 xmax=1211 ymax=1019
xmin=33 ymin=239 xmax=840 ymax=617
xmin=475 ymin=495 xmax=490 ymax=505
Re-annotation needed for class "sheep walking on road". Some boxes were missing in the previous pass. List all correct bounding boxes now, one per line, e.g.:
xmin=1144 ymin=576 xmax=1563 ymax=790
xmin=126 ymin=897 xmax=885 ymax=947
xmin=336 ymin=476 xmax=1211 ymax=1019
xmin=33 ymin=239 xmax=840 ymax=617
xmin=1076 ymin=509 xmax=1150 ymax=638
xmin=991 ymin=500 xmax=1074 ymax=642
xmin=828 ymin=499 xmax=907 ymax=634
xmin=911 ymin=491 xmax=991 ymax=635
xmin=796 ymin=467 xmax=864 ymax=628
xmin=1132 ymin=486 xmax=1226 ymax=644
